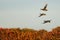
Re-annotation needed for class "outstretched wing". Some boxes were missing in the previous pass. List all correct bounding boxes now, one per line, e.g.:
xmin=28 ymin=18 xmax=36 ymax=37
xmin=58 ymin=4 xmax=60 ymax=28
xmin=44 ymin=4 xmax=47 ymax=9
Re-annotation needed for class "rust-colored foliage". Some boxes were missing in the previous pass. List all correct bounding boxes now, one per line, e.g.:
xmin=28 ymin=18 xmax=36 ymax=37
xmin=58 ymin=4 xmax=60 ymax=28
xmin=0 ymin=26 xmax=60 ymax=40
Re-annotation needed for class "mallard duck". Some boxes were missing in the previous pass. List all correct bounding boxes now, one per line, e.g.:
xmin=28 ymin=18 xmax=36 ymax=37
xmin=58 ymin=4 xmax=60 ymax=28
xmin=43 ymin=20 xmax=51 ymax=24
xmin=39 ymin=13 xmax=46 ymax=17
xmin=41 ymin=4 xmax=48 ymax=11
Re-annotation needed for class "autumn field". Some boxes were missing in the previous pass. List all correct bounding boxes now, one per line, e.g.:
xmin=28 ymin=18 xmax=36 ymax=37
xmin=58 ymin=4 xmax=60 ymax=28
xmin=0 ymin=26 xmax=60 ymax=40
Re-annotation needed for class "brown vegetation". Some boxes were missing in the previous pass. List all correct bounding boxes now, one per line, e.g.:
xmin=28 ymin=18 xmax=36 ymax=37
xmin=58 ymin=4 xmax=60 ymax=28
xmin=0 ymin=26 xmax=60 ymax=40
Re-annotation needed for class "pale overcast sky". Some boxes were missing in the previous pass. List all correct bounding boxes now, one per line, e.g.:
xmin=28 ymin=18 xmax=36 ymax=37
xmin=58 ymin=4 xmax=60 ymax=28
xmin=0 ymin=0 xmax=60 ymax=31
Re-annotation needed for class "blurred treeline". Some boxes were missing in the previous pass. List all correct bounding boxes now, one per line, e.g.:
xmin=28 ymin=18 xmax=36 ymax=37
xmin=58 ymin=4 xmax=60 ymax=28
xmin=0 ymin=26 xmax=60 ymax=40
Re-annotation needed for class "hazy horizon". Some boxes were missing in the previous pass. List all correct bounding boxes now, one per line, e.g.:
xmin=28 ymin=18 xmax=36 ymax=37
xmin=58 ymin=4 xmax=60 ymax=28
xmin=0 ymin=0 xmax=60 ymax=31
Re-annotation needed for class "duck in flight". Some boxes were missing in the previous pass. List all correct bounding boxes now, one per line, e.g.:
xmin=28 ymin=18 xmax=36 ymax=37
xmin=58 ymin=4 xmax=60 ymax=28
xmin=43 ymin=20 xmax=51 ymax=24
xmin=39 ymin=13 xmax=46 ymax=17
xmin=41 ymin=4 xmax=48 ymax=11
